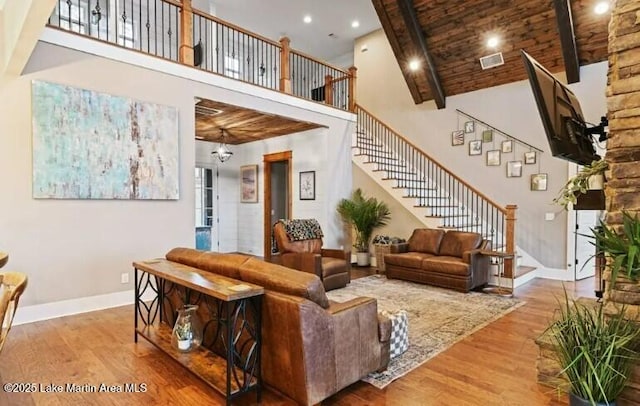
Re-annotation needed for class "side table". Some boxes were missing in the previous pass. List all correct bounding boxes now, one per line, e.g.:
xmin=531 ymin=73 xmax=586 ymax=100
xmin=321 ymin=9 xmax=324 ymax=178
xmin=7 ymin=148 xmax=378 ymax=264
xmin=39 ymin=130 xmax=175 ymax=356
xmin=480 ymin=250 xmax=515 ymax=297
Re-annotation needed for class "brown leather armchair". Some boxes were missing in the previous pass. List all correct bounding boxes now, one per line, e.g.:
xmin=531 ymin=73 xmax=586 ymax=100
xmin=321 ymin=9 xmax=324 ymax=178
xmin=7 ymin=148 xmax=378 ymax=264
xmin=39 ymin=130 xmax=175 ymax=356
xmin=273 ymin=222 xmax=351 ymax=291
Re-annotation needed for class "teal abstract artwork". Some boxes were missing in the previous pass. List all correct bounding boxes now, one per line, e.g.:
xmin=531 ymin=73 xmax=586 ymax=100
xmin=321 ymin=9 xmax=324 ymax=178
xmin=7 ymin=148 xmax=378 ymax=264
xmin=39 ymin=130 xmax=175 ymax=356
xmin=32 ymin=81 xmax=179 ymax=199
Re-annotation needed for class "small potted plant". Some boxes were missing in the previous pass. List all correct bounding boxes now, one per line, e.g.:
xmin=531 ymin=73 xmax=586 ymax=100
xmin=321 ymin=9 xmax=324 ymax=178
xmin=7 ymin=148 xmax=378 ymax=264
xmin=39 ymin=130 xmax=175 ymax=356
xmin=175 ymin=320 xmax=193 ymax=351
xmin=545 ymin=291 xmax=640 ymax=405
xmin=337 ymin=189 xmax=391 ymax=266
xmin=591 ymin=211 xmax=640 ymax=287
xmin=554 ymin=159 xmax=607 ymax=210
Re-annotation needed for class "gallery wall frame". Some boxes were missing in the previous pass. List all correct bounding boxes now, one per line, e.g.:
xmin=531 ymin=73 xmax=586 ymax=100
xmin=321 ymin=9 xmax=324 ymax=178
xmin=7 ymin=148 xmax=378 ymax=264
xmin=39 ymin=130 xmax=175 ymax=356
xmin=507 ymin=161 xmax=523 ymax=178
xmin=299 ymin=171 xmax=316 ymax=200
xmin=241 ymin=164 xmax=259 ymax=203
xmin=531 ymin=173 xmax=548 ymax=191
xmin=469 ymin=140 xmax=482 ymax=156
xmin=486 ymin=150 xmax=501 ymax=166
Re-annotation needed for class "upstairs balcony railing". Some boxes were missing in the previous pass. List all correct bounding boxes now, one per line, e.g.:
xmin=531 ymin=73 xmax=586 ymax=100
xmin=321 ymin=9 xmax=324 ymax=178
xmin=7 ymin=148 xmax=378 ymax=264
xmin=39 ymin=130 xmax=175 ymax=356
xmin=47 ymin=0 xmax=357 ymax=112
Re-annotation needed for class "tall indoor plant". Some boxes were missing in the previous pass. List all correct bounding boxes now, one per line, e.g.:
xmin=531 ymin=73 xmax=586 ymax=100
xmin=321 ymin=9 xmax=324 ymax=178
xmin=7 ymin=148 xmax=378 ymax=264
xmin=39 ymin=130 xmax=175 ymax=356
xmin=546 ymin=292 xmax=640 ymax=406
xmin=591 ymin=211 xmax=640 ymax=287
xmin=337 ymin=188 xmax=390 ymax=266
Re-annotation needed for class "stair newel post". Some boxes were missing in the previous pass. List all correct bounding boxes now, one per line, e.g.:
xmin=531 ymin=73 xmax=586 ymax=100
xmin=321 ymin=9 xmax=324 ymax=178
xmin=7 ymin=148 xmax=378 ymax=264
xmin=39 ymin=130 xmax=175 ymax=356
xmin=504 ymin=205 xmax=518 ymax=279
xmin=179 ymin=0 xmax=194 ymax=66
xmin=348 ymin=66 xmax=357 ymax=112
xmin=324 ymin=74 xmax=334 ymax=107
xmin=279 ymin=37 xmax=291 ymax=94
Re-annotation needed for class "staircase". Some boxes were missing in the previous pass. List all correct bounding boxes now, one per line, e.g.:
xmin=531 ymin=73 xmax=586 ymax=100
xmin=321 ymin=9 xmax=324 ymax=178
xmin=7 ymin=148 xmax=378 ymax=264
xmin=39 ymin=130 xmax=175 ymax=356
xmin=353 ymin=104 xmax=536 ymax=283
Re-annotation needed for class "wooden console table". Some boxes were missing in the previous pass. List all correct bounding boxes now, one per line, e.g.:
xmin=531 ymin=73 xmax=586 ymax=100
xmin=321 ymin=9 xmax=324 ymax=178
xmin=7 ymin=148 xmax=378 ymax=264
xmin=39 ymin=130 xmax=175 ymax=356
xmin=480 ymin=250 xmax=515 ymax=297
xmin=132 ymin=259 xmax=264 ymax=405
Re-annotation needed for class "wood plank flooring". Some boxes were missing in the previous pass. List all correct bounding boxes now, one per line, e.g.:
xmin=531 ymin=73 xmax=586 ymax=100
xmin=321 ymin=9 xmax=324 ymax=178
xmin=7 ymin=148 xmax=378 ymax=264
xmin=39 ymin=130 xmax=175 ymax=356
xmin=0 ymin=272 xmax=596 ymax=405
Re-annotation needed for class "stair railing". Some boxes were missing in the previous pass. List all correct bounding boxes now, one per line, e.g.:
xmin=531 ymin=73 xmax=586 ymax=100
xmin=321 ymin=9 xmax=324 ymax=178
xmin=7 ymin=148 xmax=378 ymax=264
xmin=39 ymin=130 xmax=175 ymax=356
xmin=355 ymin=104 xmax=517 ymax=277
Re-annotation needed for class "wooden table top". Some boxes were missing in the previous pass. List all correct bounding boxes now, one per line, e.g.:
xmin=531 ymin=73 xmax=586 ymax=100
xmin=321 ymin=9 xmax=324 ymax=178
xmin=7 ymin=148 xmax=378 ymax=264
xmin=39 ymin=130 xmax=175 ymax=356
xmin=133 ymin=259 xmax=263 ymax=302
xmin=479 ymin=250 xmax=516 ymax=259
xmin=0 ymin=252 xmax=7 ymax=269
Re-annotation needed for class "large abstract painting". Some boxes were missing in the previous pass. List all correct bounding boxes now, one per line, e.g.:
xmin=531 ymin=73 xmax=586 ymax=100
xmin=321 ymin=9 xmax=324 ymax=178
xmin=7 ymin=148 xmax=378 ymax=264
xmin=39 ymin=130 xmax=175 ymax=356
xmin=32 ymin=81 xmax=179 ymax=199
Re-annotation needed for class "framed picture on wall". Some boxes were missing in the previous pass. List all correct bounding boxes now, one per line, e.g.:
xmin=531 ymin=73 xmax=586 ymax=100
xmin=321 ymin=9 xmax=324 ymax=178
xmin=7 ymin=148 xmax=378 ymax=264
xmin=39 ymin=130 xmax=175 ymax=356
xmin=501 ymin=140 xmax=513 ymax=153
xmin=464 ymin=121 xmax=475 ymax=133
xmin=240 ymin=165 xmax=258 ymax=203
xmin=482 ymin=129 xmax=493 ymax=143
xmin=300 ymin=171 xmax=315 ymax=200
xmin=469 ymin=140 xmax=482 ymax=156
xmin=531 ymin=173 xmax=548 ymax=191
xmin=486 ymin=150 xmax=501 ymax=166
xmin=524 ymin=151 xmax=537 ymax=164
xmin=507 ymin=161 xmax=523 ymax=178
xmin=451 ymin=130 xmax=464 ymax=146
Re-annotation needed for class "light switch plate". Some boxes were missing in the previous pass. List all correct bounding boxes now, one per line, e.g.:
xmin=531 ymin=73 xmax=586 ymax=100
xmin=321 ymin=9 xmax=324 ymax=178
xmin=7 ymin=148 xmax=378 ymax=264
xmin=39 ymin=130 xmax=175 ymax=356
xmin=545 ymin=212 xmax=555 ymax=221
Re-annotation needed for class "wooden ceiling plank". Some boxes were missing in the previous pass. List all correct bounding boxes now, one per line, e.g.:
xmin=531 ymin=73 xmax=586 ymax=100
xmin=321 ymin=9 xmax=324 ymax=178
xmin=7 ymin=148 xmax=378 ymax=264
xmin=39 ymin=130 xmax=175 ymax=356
xmin=396 ymin=0 xmax=446 ymax=109
xmin=553 ymin=0 xmax=580 ymax=83
xmin=372 ymin=0 xmax=423 ymax=104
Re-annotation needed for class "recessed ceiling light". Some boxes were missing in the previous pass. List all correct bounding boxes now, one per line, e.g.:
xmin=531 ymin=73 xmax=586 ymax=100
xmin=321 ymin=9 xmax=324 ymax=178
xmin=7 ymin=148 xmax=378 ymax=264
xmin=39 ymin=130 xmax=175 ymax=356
xmin=351 ymin=20 xmax=360 ymax=28
xmin=409 ymin=59 xmax=420 ymax=71
xmin=303 ymin=15 xmax=312 ymax=24
xmin=594 ymin=1 xmax=609 ymax=14
xmin=487 ymin=36 xmax=499 ymax=48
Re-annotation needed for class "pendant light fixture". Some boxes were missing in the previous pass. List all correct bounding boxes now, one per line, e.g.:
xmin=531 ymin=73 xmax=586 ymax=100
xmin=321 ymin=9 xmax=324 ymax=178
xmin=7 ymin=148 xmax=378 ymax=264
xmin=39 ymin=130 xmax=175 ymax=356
xmin=212 ymin=129 xmax=233 ymax=162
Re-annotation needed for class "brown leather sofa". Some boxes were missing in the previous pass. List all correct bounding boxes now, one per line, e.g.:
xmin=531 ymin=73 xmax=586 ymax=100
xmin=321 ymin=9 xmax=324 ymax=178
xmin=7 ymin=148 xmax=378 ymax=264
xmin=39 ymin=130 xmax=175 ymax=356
xmin=273 ymin=222 xmax=351 ymax=291
xmin=384 ymin=228 xmax=491 ymax=292
xmin=163 ymin=248 xmax=390 ymax=405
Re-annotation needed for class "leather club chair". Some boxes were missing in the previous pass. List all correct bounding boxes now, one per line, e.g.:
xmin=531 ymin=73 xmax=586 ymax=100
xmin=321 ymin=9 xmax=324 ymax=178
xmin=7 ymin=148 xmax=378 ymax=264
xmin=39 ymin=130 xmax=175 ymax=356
xmin=273 ymin=222 xmax=351 ymax=291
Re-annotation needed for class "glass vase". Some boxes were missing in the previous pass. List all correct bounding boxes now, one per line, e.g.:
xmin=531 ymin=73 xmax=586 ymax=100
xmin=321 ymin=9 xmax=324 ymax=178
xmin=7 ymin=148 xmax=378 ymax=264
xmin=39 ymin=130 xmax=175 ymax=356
xmin=171 ymin=304 xmax=202 ymax=352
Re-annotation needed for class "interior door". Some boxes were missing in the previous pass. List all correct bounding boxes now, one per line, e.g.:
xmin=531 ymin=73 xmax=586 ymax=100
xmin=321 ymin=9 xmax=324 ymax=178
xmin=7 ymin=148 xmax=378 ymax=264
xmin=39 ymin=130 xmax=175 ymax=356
xmin=574 ymin=210 xmax=599 ymax=280
xmin=263 ymin=151 xmax=292 ymax=259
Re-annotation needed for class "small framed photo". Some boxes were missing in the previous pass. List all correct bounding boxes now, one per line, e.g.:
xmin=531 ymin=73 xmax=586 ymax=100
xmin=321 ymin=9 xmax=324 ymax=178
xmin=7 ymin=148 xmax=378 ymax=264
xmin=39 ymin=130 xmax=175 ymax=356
xmin=486 ymin=150 xmax=501 ymax=166
xmin=469 ymin=140 xmax=482 ymax=156
xmin=501 ymin=140 xmax=513 ymax=153
xmin=482 ymin=129 xmax=493 ymax=143
xmin=299 ymin=171 xmax=315 ymax=200
xmin=451 ymin=130 xmax=464 ymax=146
xmin=524 ymin=151 xmax=537 ymax=165
xmin=531 ymin=173 xmax=548 ymax=191
xmin=507 ymin=161 xmax=523 ymax=178
xmin=241 ymin=165 xmax=259 ymax=203
xmin=464 ymin=121 xmax=475 ymax=133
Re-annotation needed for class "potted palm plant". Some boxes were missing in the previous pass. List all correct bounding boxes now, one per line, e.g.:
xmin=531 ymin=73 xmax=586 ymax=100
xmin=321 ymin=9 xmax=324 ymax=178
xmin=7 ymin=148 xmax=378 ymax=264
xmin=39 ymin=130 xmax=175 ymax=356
xmin=591 ymin=211 xmax=640 ymax=287
xmin=337 ymin=188 xmax=391 ymax=266
xmin=546 ymin=292 xmax=640 ymax=406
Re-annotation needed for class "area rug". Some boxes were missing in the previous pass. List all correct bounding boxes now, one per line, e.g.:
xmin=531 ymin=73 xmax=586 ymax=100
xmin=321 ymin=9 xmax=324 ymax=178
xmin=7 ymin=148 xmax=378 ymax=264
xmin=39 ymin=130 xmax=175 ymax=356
xmin=326 ymin=275 xmax=525 ymax=388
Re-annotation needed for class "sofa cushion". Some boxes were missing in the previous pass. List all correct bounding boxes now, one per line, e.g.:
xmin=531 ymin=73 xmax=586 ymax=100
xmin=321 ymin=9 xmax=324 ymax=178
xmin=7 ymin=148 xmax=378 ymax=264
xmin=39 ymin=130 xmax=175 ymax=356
xmin=166 ymin=247 xmax=250 ymax=279
xmin=321 ymin=257 xmax=347 ymax=278
xmin=384 ymin=252 xmax=434 ymax=268
xmin=438 ymin=231 xmax=482 ymax=258
xmin=238 ymin=257 xmax=330 ymax=309
xmin=407 ymin=228 xmax=445 ymax=254
xmin=422 ymin=256 xmax=470 ymax=277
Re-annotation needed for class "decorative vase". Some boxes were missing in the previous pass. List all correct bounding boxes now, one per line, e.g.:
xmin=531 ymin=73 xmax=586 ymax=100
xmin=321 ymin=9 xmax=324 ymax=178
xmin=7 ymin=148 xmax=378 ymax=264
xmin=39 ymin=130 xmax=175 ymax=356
xmin=171 ymin=304 xmax=203 ymax=352
xmin=356 ymin=252 xmax=370 ymax=266
xmin=588 ymin=174 xmax=605 ymax=190
xmin=569 ymin=393 xmax=616 ymax=406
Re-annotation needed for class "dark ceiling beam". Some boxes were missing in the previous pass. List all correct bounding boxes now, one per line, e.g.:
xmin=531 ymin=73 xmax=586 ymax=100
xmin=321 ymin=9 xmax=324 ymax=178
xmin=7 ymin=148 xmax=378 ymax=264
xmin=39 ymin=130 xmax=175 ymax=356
xmin=371 ymin=0 xmax=422 ymax=104
xmin=553 ymin=0 xmax=580 ymax=83
xmin=396 ymin=0 xmax=446 ymax=109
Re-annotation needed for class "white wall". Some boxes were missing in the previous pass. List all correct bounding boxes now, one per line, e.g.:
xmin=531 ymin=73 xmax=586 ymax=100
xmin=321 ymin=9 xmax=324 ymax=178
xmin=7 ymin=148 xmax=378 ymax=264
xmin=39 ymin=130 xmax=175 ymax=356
xmin=354 ymin=29 xmax=608 ymax=270
xmin=0 ymin=39 xmax=353 ymax=308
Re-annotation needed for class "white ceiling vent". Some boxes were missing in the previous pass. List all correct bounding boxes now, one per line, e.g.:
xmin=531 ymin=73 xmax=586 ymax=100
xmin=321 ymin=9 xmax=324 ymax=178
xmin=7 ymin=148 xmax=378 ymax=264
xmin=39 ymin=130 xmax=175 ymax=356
xmin=480 ymin=52 xmax=504 ymax=70
xmin=195 ymin=105 xmax=223 ymax=116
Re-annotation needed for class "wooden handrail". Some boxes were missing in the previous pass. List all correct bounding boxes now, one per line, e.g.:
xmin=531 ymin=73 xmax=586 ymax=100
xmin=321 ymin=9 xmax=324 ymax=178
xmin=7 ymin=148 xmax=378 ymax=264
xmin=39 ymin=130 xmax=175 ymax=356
xmin=191 ymin=8 xmax=282 ymax=48
xmin=289 ymin=49 xmax=349 ymax=75
xmin=331 ymin=75 xmax=351 ymax=84
xmin=355 ymin=103 xmax=508 ymax=214
xmin=163 ymin=0 xmax=183 ymax=8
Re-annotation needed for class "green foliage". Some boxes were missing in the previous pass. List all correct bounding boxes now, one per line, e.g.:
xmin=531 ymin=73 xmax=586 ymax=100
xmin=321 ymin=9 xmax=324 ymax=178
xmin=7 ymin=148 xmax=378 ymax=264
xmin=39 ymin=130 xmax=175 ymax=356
xmin=547 ymin=291 xmax=640 ymax=404
xmin=337 ymin=189 xmax=391 ymax=252
xmin=592 ymin=211 xmax=640 ymax=287
xmin=554 ymin=159 xmax=607 ymax=210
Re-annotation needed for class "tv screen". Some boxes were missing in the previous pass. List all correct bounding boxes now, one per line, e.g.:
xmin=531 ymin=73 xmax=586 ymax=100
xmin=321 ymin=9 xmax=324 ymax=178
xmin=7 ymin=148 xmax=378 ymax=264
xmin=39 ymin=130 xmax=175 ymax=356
xmin=521 ymin=50 xmax=600 ymax=165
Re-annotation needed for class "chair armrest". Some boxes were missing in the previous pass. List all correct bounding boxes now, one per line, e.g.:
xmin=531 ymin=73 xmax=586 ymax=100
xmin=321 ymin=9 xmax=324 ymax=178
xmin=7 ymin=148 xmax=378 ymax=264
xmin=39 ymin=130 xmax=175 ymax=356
xmin=321 ymin=248 xmax=351 ymax=262
xmin=391 ymin=243 xmax=409 ymax=254
xmin=327 ymin=297 xmax=375 ymax=315
xmin=280 ymin=252 xmax=322 ymax=278
xmin=378 ymin=313 xmax=391 ymax=343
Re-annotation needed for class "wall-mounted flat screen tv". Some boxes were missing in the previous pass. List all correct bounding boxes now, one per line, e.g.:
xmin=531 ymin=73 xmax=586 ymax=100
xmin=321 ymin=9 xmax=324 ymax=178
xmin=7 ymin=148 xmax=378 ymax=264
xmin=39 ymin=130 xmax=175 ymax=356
xmin=521 ymin=50 xmax=603 ymax=166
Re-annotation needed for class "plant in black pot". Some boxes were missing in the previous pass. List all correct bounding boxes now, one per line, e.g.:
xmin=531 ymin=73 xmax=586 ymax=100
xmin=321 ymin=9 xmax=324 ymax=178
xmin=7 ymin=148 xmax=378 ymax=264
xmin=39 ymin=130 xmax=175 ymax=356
xmin=337 ymin=188 xmax=390 ymax=266
xmin=546 ymin=291 xmax=640 ymax=406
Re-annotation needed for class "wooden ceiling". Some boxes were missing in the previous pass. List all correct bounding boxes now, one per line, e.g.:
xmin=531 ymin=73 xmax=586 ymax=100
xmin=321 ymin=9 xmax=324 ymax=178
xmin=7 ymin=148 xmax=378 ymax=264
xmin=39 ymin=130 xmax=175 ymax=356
xmin=372 ymin=0 xmax=609 ymax=108
xmin=195 ymin=99 xmax=325 ymax=144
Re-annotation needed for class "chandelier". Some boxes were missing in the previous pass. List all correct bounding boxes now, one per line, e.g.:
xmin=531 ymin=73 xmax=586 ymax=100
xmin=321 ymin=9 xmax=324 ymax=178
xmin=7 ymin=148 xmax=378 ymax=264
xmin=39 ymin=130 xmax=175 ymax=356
xmin=211 ymin=129 xmax=233 ymax=162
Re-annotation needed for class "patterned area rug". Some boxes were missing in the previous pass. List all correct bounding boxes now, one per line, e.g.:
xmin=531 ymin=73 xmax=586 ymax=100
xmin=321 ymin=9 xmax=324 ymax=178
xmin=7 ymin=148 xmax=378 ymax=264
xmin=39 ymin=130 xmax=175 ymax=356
xmin=326 ymin=274 xmax=525 ymax=388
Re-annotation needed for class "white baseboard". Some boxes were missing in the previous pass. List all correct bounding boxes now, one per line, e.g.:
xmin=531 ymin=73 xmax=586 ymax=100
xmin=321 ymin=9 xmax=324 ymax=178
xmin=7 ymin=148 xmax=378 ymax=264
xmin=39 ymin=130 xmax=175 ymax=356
xmin=14 ymin=289 xmax=155 ymax=326
xmin=536 ymin=267 xmax=573 ymax=281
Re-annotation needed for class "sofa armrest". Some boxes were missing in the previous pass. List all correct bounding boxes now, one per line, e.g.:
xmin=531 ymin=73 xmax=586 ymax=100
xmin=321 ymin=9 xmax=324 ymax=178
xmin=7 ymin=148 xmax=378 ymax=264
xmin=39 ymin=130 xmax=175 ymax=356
xmin=321 ymin=248 xmax=351 ymax=262
xmin=280 ymin=252 xmax=322 ymax=278
xmin=391 ymin=242 xmax=409 ymax=254
xmin=328 ymin=296 xmax=391 ymax=382
xmin=464 ymin=245 xmax=491 ymax=287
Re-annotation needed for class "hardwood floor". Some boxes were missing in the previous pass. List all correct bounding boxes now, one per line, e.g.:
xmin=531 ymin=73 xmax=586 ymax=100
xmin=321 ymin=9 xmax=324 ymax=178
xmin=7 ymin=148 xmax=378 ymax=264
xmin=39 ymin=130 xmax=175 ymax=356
xmin=0 ymin=273 xmax=596 ymax=405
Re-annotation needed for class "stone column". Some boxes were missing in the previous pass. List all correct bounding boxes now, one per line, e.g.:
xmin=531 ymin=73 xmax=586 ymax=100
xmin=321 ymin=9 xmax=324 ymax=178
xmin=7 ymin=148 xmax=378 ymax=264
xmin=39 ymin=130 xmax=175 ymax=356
xmin=605 ymin=0 xmax=640 ymax=403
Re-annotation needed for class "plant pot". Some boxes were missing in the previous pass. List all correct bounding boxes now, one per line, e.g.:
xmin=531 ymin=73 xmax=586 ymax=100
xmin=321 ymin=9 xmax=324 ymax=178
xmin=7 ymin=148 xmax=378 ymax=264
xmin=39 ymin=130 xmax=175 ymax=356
xmin=588 ymin=174 xmax=605 ymax=190
xmin=177 ymin=339 xmax=191 ymax=351
xmin=569 ymin=393 xmax=616 ymax=406
xmin=356 ymin=252 xmax=370 ymax=266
